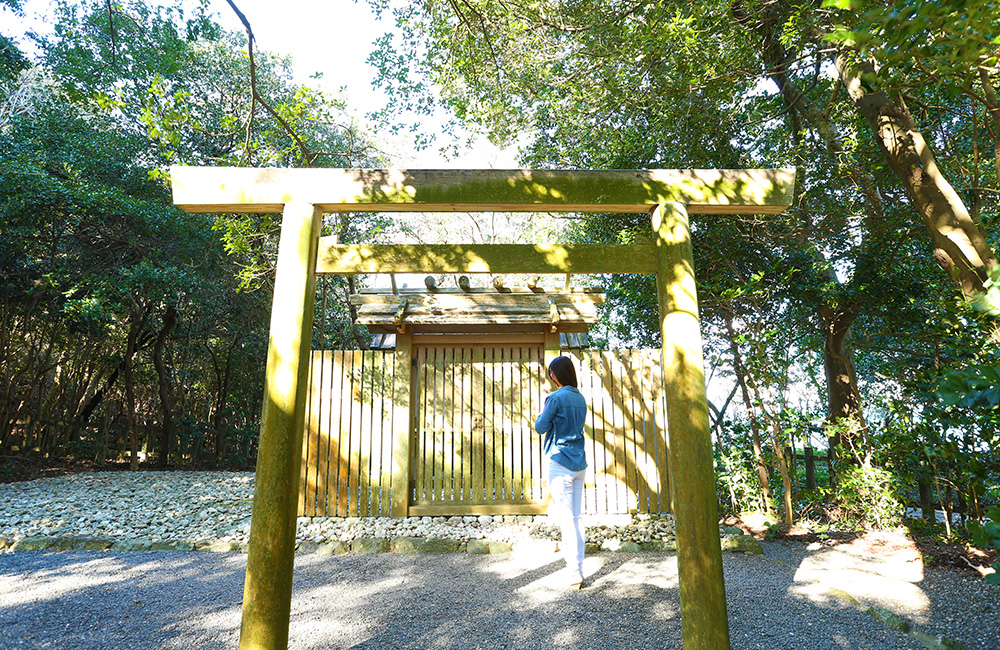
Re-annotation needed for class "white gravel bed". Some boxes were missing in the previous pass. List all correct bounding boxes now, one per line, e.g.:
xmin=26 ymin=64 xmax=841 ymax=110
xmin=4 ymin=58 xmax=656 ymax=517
xmin=0 ymin=471 xmax=676 ymax=549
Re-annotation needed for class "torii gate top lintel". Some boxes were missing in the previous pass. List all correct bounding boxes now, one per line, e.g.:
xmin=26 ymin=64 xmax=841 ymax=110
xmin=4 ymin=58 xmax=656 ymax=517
xmin=169 ymin=166 xmax=795 ymax=214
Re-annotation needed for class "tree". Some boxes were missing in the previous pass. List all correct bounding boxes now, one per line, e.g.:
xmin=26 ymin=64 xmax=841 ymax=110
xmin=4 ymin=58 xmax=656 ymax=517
xmin=365 ymin=0 xmax=1000 ymax=527
xmin=369 ymin=0 xmax=1000 ymax=307
xmin=0 ymin=73 xmax=216 ymax=460
xmin=0 ymin=0 xmax=29 ymax=83
xmin=728 ymin=0 xmax=999 ymax=302
xmin=2 ymin=0 xmax=394 ymax=468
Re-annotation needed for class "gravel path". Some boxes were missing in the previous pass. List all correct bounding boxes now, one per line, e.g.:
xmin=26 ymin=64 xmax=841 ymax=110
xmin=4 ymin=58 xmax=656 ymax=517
xmin=3 ymin=547 xmax=994 ymax=650
xmin=1 ymin=472 xmax=997 ymax=649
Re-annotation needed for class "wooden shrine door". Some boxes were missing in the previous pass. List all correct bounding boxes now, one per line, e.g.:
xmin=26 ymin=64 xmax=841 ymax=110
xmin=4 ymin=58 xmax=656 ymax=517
xmin=408 ymin=334 xmax=549 ymax=515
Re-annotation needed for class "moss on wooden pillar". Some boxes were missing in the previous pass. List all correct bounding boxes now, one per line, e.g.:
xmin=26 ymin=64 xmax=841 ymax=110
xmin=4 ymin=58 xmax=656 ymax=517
xmin=652 ymin=202 xmax=731 ymax=650
xmin=239 ymin=202 xmax=322 ymax=650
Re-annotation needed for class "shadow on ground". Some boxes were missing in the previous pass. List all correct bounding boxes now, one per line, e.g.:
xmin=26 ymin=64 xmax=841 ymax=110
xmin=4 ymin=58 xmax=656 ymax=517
xmin=1 ymin=544 xmax=994 ymax=649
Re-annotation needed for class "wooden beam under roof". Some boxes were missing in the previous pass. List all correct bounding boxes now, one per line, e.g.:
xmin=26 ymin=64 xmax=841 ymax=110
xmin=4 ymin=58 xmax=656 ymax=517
xmin=170 ymin=166 xmax=795 ymax=214
xmin=357 ymin=287 xmax=604 ymax=294
xmin=351 ymin=291 xmax=603 ymax=333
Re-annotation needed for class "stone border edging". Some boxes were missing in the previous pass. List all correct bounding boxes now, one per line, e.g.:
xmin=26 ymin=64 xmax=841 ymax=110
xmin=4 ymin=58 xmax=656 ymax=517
xmin=0 ymin=532 xmax=764 ymax=556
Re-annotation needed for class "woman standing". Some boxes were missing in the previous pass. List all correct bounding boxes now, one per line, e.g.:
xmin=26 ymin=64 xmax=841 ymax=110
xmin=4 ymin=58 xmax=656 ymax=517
xmin=534 ymin=355 xmax=588 ymax=587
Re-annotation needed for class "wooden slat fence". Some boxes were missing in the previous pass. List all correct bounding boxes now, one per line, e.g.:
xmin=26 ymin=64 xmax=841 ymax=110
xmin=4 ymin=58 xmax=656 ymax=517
xmin=572 ymin=349 xmax=670 ymax=515
xmin=299 ymin=348 xmax=671 ymax=516
xmin=299 ymin=350 xmax=397 ymax=517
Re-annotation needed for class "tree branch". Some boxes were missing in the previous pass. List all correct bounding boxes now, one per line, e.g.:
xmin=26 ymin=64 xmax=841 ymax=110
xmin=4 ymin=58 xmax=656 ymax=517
xmin=225 ymin=0 xmax=314 ymax=166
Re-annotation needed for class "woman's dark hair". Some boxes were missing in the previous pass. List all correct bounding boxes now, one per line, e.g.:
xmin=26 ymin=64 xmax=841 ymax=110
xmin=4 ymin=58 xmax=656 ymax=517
xmin=548 ymin=356 xmax=578 ymax=388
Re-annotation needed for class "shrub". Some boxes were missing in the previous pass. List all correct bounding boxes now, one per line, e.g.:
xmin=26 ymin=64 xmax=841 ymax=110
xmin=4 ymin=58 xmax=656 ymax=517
xmin=717 ymin=445 xmax=770 ymax=515
xmin=969 ymin=505 xmax=1000 ymax=584
xmin=833 ymin=464 xmax=903 ymax=529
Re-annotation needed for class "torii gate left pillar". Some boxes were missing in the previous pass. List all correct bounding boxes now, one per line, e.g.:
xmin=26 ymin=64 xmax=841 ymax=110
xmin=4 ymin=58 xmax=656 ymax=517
xmin=240 ymin=201 xmax=321 ymax=648
xmin=171 ymin=166 xmax=795 ymax=650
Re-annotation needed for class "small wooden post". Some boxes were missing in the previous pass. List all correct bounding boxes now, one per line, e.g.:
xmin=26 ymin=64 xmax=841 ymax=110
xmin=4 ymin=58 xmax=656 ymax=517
xmin=805 ymin=446 xmax=817 ymax=490
xmin=390 ymin=326 xmax=413 ymax=517
xmin=240 ymin=202 xmax=322 ymax=650
xmin=918 ymin=477 xmax=934 ymax=521
xmin=652 ymin=202 xmax=731 ymax=650
xmin=543 ymin=329 xmax=561 ymax=369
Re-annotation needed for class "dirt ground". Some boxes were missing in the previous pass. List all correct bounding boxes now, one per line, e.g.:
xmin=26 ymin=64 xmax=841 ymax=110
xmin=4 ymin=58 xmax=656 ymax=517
xmin=724 ymin=514 xmax=998 ymax=578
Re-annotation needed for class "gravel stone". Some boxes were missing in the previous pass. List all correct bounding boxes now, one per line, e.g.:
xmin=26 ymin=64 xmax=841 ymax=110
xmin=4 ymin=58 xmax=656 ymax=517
xmin=0 ymin=472 xmax=681 ymax=551
xmin=1 ymin=472 xmax=995 ymax=649
xmin=1 ymin=549 xmax=995 ymax=649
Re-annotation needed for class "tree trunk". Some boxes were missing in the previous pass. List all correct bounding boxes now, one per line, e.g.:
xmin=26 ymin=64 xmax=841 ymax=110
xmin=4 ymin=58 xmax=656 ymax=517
xmin=78 ymin=329 xmax=155 ymax=428
xmin=970 ymin=483 xmax=984 ymax=522
xmin=771 ymin=423 xmax=794 ymax=526
xmin=943 ymin=484 xmax=955 ymax=535
xmin=735 ymin=2 xmax=998 ymax=299
xmin=977 ymin=67 xmax=1000 ymax=183
xmin=837 ymin=55 xmax=998 ymax=298
xmin=153 ymin=305 xmax=178 ymax=467
xmin=722 ymin=310 xmax=774 ymax=516
xmin=209 ymin=336 xmax=239 ymax=466
xmin=817 ymin=305 xmax=870 ymax=464
xmin=935 ymin=477 xmax=952 ymax=537
xmin=124 ymin=303 xmax=150 ymax=471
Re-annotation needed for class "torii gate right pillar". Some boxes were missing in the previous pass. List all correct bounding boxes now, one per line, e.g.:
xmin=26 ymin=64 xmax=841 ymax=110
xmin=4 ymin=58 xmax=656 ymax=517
xmin=654 ymin=202 xmax=731 ymax=649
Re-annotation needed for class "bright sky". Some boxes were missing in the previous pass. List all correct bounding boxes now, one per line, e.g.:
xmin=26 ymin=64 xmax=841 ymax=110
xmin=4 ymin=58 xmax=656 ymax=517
xmin=202 ymin=0 xmax=519 ymax=167
xmin=6 ymin=0 xmax=518 ymax=167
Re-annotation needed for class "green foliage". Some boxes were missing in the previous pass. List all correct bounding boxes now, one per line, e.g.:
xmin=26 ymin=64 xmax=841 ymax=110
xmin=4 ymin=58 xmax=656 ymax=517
xmin=937 ymin=364 xmax=1000 ymax=411
xmin=38 ymin=1 xmax=377 ymax=170
xmin=717 ymin=443 xmax=770 ymax=515
xmin=370 ymin=0 xmax=1000 ymax=538
xmin=822 ymin=0 xmax=1000 ymax=91
xmin=0 ymin=0 xmax=397 ymax=471
xmin=969 ymin=505 xmax=1000 ymax=584
xmin=832 ymin=464 xmax=904 ymax=529
xmin=0 ymin=81 xmax=208 ymax=324
xmin=0 ymin=0 xmax=28 ymax=83
xmin=0 ymin=35 xmax=28 ymax=83
xmin=972 ymin=266 xmax=1000 ymax=318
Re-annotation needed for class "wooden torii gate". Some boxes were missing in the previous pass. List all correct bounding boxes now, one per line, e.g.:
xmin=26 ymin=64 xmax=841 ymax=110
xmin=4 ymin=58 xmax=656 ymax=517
xmin=170 ymin=166 xmax=795 ymax=650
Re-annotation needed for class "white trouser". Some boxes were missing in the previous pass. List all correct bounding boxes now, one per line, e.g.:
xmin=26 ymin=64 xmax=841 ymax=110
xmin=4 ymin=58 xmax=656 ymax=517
xmin=547 ymin=459 xmax=586 ymax=573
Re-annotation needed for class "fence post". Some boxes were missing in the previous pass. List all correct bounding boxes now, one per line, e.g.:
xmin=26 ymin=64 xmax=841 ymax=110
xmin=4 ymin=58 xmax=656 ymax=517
xmin=239 ymin=201 xmax=321 ymax=650
xmin=543 ymin=329 xmax=561 ymax=368
xmin=390 ymin=327 xmax=413 ymax=517
xmin=918 ymin=477 xmax=933 ymax=521
xmin=652 ymin=202 xmax=731 ymax=650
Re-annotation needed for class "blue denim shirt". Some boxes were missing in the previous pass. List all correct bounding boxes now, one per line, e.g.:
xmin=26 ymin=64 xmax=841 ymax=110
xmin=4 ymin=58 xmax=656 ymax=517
xmin=534 ymin=385 xmax=588 ymax=471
